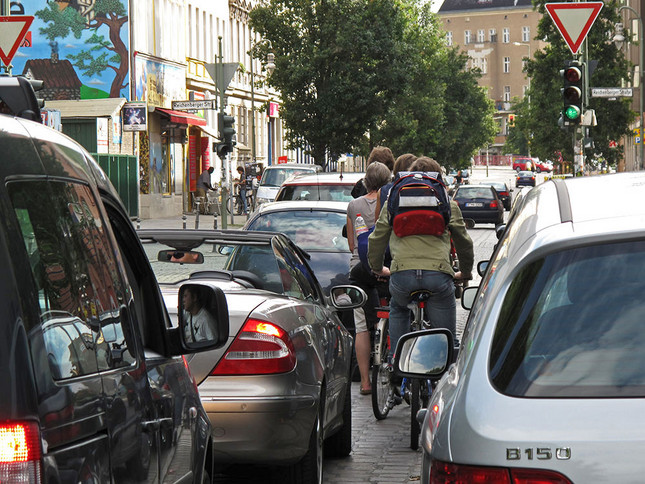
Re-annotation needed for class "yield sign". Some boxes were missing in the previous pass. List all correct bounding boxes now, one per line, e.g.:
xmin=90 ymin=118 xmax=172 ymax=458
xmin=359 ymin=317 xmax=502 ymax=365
xmin=546 ymin=2 xmax=603 ymax=55
xmin=0 ymin=16 xmax=34 ymax=67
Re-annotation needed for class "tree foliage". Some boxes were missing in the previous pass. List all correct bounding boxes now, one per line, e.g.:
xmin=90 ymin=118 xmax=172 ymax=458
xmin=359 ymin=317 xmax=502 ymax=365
xmin=250 ymin=0 xmax=496 ymax=169
xmin=527 ymin=0 xmax=633 ymax=167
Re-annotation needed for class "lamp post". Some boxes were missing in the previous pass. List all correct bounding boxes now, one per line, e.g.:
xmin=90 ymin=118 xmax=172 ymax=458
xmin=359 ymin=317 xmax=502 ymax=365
xmin=248 ymin=35 xmax=275 ymax=169
xmin=614 ymin=11 xmax=644 ymax=171
xmin=513 ymin=41 xmax=532 ymax=157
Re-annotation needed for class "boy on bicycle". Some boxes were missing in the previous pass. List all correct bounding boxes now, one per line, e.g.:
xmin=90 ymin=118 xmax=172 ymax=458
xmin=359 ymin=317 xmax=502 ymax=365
xmin=367 ymin=157 xmax=473 ymax=359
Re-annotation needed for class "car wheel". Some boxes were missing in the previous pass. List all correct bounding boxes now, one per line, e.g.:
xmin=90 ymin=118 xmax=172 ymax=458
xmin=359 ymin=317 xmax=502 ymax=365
xmin=284 ymin=406 xmax=323 ymax=484
xmin=324 ymin=380 xmax=352 ymax=457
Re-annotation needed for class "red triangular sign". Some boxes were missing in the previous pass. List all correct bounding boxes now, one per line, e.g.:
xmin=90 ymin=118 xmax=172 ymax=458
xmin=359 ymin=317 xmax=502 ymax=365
xmin=546 ymin=2 xmax=603 ymax=55
xmin=0 ymin=16 xmax=34 ymax=67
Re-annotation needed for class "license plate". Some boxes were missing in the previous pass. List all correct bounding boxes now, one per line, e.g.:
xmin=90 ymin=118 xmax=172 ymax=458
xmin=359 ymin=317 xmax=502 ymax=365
xmin=465 ymin=202 xmax=483 ymax=207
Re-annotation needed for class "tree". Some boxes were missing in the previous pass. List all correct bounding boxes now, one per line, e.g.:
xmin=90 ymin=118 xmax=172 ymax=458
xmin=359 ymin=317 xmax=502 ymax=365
xmin=527 ymin=0 xmax=632 ymax=168
xmin=36 ymin=0 xmax=129 ymax=98
xmin=503 ymin=97 xmax=530 ymax=156
xmin=250 ymin=0 xmax=410 ymax=168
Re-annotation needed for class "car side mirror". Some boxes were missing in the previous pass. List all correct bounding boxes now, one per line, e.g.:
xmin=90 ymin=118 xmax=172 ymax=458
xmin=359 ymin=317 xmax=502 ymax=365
xmin=178 ymin=283 xmax=229 ymax=351
xmin=461 ymin=286 xmax=478 ymax=310
xmin=329 ymin=285 xmax=367 ymax=309
xmin=393 ymin=329 xmax=454 ymax=379
xmin=477 ymin=260 xmax=489 ymax=276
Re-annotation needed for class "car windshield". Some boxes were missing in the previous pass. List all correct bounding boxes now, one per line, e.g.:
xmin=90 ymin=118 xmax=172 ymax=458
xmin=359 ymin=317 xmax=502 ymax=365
xmin=277 ymin=184 xmax=354 ymax=202
xmin=490 ymin=240 xmax=645 ymax=398
xmin=455 ymin=187 xmax=494 ymax=199
xmin=247 ymin=210 xmax=349 ymax=252
xmin=260 ymin=167 xmax=317 ymax=187
xmin=141 ymin=238 xmax=286 ymax=294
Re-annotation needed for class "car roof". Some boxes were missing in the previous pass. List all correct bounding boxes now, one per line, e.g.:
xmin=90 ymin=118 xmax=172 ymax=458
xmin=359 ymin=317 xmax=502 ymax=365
xmin=280 ymin=172 xmax=364 ymax=185
xmin=503 ymin=173 xmax=645 ymax=262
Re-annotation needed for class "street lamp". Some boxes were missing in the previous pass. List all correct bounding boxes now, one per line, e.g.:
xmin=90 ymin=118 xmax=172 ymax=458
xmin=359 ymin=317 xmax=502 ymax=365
xmin=614 ymin=11 xmax=644 ymax=171
xmin=513 ymin=41 xmax=532 ymax=156
xmin=249 ymin=35 xmax=275 ymax=168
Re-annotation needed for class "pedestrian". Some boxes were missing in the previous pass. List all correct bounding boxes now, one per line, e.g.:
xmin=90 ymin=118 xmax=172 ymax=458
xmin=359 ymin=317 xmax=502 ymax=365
xmin=235 ymin=166 xmax=248 ymax=214
xmin=346 ymin=161 xmax=392 ymax=395
xmin=367 ymin=156 xmax=474 ymax=360
xmin=351 ymin=146 xmax=395 ymax=199
xmin=196 ymin=166 xmax=214 ymax=214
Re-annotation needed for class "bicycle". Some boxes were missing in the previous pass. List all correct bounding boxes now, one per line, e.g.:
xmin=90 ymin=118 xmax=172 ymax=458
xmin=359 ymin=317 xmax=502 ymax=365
xmin=371 ymin=279 xmax=467 ymax=450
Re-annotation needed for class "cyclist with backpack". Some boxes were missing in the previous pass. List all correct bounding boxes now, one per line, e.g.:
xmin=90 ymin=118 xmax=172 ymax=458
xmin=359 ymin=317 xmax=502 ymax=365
xmin=367 ymin=157 xmax=474 ymax=359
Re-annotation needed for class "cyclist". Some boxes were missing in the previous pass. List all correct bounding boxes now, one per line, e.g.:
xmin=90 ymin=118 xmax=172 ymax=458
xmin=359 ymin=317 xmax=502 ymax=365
xmin=196 ymin=166 xmax=215 ymax=214
xmin=234 ymin=166 xmax=249 ymax=214
xmin=367 ymin=157 xmax=473 ymax=360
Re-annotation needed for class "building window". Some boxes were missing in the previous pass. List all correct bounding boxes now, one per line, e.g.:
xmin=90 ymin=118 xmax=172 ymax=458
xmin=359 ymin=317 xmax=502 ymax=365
xmin=503 ymin=57 xmax=510 ymax=73
xmin=477 ymin=29 xmax=485 ymax=43
xmin=522 ymin=26 xmax=530 ymax=42
xmin=489 ymin=28 xmax=497 ymax=42
xmin=482 ymin=57 xmax=488 ymax=74
xmin=464 ymin=30 xmax=471 ymax=44
xmin=504 ymin=86 xmax=511 ymax=102
xmin=446 ymin=31 xmax=453 ymax=46
xmin=503 ymin=28 xmax=510 ymax=43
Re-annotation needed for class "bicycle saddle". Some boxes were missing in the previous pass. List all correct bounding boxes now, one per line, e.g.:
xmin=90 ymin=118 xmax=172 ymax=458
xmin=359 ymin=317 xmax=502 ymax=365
xmin=408 ymin=289 xmax=432 ymax=302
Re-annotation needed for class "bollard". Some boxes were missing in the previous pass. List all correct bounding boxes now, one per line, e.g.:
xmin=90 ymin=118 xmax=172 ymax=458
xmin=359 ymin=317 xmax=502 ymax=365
xmin=136 ymin=217 xmax=141 ymax=230
xmin=195 ymin=210 xmax=200 ymax=229
xmin=182 ymin=214 xmax=187 ymax=230
xmin=213 ymin=213 xmax=218 ymax=229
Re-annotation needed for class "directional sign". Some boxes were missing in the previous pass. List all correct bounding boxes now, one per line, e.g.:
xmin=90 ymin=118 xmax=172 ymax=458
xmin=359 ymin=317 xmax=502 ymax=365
xmin=172 ymin=100 xmax=214 ymax=110
xmin=546 ymin=2 xmax=603 ymax=55
xmin=591 ymin=87 xmax=633 ymax=98
xmin=0 ymin=16 xmax=34 ymax=67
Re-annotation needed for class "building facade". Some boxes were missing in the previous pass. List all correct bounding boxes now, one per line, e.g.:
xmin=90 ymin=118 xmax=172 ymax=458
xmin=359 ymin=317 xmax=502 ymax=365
xmin=438 ymin=0 xmax=544 ymax=156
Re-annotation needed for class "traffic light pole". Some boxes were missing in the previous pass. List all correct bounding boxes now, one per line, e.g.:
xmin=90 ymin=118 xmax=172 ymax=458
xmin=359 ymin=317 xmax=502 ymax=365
xmin=216 ymin=37 xmax=228 ymax=229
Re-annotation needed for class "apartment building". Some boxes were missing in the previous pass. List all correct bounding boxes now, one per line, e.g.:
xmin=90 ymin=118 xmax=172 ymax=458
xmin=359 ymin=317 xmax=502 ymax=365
xmin=438 ymin=0 xmax=544 ymax=155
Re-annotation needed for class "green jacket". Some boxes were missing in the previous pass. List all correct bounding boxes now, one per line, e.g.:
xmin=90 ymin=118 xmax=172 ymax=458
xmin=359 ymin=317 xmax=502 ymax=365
xmin=367 ymin=200 xmax=474 ymax=277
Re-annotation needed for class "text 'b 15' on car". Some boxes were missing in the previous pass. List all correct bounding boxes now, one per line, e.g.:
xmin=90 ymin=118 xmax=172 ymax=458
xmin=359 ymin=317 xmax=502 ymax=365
xmin=393 ymin=172 xmax=645 ymax=484
xmin=137 ymin=228 xmax=367 ymax=483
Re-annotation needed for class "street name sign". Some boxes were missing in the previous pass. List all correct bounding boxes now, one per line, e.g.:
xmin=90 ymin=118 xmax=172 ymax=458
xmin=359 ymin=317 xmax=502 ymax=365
xmin=172 ymin=100 xmax=214 ymax=110
xmin=546 ymin=2 xmax=603 ymax=55
xmin=0 ymin=15 xmax=34 ymax=67
xmin=591 ymin=87 xmax=633 ymax=98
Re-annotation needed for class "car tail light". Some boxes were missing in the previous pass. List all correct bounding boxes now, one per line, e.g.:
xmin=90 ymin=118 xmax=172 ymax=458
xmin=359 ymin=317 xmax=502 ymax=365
xmin=490 ymin=200 xmax=499 ymax=209
xmin=499 ymin=191 xmax=509 ymax=197
xmin=0 ymin=421 xmax=42 ymax=483
xmin=211 ymin=318 xmax=296 ymax=375
xmin=429 ymin=460 xmax=572 ymax=484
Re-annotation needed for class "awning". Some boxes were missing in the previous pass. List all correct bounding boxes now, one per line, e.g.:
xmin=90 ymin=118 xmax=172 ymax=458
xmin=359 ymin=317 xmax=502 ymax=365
xmin=156 ymin=108 xmax=206 ymax=126
xmin=196 ymin=124 xmax=220 ymax=140
xmin=235 ymin=142 xmax=251 ymax=151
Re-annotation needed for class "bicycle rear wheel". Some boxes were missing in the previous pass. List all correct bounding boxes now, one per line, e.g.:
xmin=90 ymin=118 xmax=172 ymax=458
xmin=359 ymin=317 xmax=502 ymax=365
xmin=371 ymin=318 xmax=394 ymax=420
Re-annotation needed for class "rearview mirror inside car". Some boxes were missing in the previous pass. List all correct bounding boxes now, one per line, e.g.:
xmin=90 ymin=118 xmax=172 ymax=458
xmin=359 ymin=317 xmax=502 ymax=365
xmin=158 ymin=249 xmax=204 ymax=264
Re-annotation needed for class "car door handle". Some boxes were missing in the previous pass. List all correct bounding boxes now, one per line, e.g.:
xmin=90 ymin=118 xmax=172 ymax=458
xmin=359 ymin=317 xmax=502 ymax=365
xmin=141 ymin=420 xmax=160 ymax=431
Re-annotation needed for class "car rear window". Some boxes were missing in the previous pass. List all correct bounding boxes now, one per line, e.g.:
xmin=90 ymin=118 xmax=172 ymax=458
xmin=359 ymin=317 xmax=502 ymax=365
xmin=455 ymin=187 xmax=494 ymax=199
xmin=260 ymin=168 xmax=317 ymax=187
xmin=490 ymin=240 xmax=645 ymax=398
xmin=277 ymin=184 xmax=354 ymax=202
xmin=247 ymin=210 xmax=349 ymax=252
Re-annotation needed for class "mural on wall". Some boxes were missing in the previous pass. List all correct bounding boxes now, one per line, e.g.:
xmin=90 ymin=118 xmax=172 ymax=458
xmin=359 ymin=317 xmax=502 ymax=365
xmin=12 ymin=0 xmax=130 ymax=100
xmin=134 ymin=54 xmax=186 ymax=108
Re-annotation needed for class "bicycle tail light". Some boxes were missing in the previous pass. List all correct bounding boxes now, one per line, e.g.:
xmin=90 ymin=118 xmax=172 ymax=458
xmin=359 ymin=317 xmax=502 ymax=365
xmin=0 ymin=421 xmax=42 ymax=483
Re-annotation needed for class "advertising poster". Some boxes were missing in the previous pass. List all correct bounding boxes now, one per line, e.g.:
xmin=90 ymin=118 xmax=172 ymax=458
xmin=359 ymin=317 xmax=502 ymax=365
xmin=122 ymin=102 xmax=147 ymax=132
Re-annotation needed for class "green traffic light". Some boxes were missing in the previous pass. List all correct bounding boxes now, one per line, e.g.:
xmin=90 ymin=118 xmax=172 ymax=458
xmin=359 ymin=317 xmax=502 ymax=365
xmin=564 ymin=105 xmax=581 ymax=120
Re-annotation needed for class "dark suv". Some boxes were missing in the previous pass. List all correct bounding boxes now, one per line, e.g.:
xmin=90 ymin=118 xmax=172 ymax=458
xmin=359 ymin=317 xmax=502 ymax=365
xmin=0 ymin=98 xmax=227 ymax=481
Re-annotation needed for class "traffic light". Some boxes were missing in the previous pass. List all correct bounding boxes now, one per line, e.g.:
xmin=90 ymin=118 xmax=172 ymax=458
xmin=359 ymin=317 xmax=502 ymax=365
xmin=561 ymin=61 xmax=583 ymax=124
xmin=508 ymin=113 xmax=516 ymax=127
xmin=218 ymin=112 xmax=236 ymax=147
xmin=215 ymin=142 xmax=232 ymax=159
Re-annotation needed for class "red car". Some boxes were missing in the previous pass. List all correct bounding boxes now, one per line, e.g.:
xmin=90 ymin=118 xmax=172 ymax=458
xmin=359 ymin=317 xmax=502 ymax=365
xmin=512 ymin=157 xmax=533 ymax=172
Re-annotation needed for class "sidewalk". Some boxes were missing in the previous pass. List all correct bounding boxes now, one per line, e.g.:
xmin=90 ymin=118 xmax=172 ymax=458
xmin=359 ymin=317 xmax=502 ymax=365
xmin=134 ymin=211 xmax=250 ymax=231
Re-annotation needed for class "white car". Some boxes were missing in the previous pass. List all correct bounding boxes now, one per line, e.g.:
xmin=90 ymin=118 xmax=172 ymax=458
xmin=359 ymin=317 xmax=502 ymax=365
xmin=255 ymin=163 xmax=321 ymax=206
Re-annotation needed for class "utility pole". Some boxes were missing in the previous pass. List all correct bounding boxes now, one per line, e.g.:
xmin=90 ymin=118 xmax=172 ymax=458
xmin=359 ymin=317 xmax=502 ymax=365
xmin=217 ymin=37 xmax=228 ymax=229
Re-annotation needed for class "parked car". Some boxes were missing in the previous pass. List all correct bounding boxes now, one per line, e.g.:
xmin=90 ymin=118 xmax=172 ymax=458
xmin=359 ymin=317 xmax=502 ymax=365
xmin=396 ymin=173 xmax=645 ymax=484
xmin=452 ymin=184 xmax=504 ymax=225
xmin=512 ymin=157 xmax=533 ymax=172
xmin=244 ymin=200 xmax=352 ymax=295
xmin=275 ymin=172 xmax=364 ymax=202
xmin=516 ymin=170 xmax=536 ymax=187
xmin=0 ymin=106 xmax=224 ymax=482
xmin=255 ymin=163 xmax=322 ymax=207
xmin=487 ymin=181 xmax=512 ymax=210
xmin=137 ymin=229 xmax=364 ymax=482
